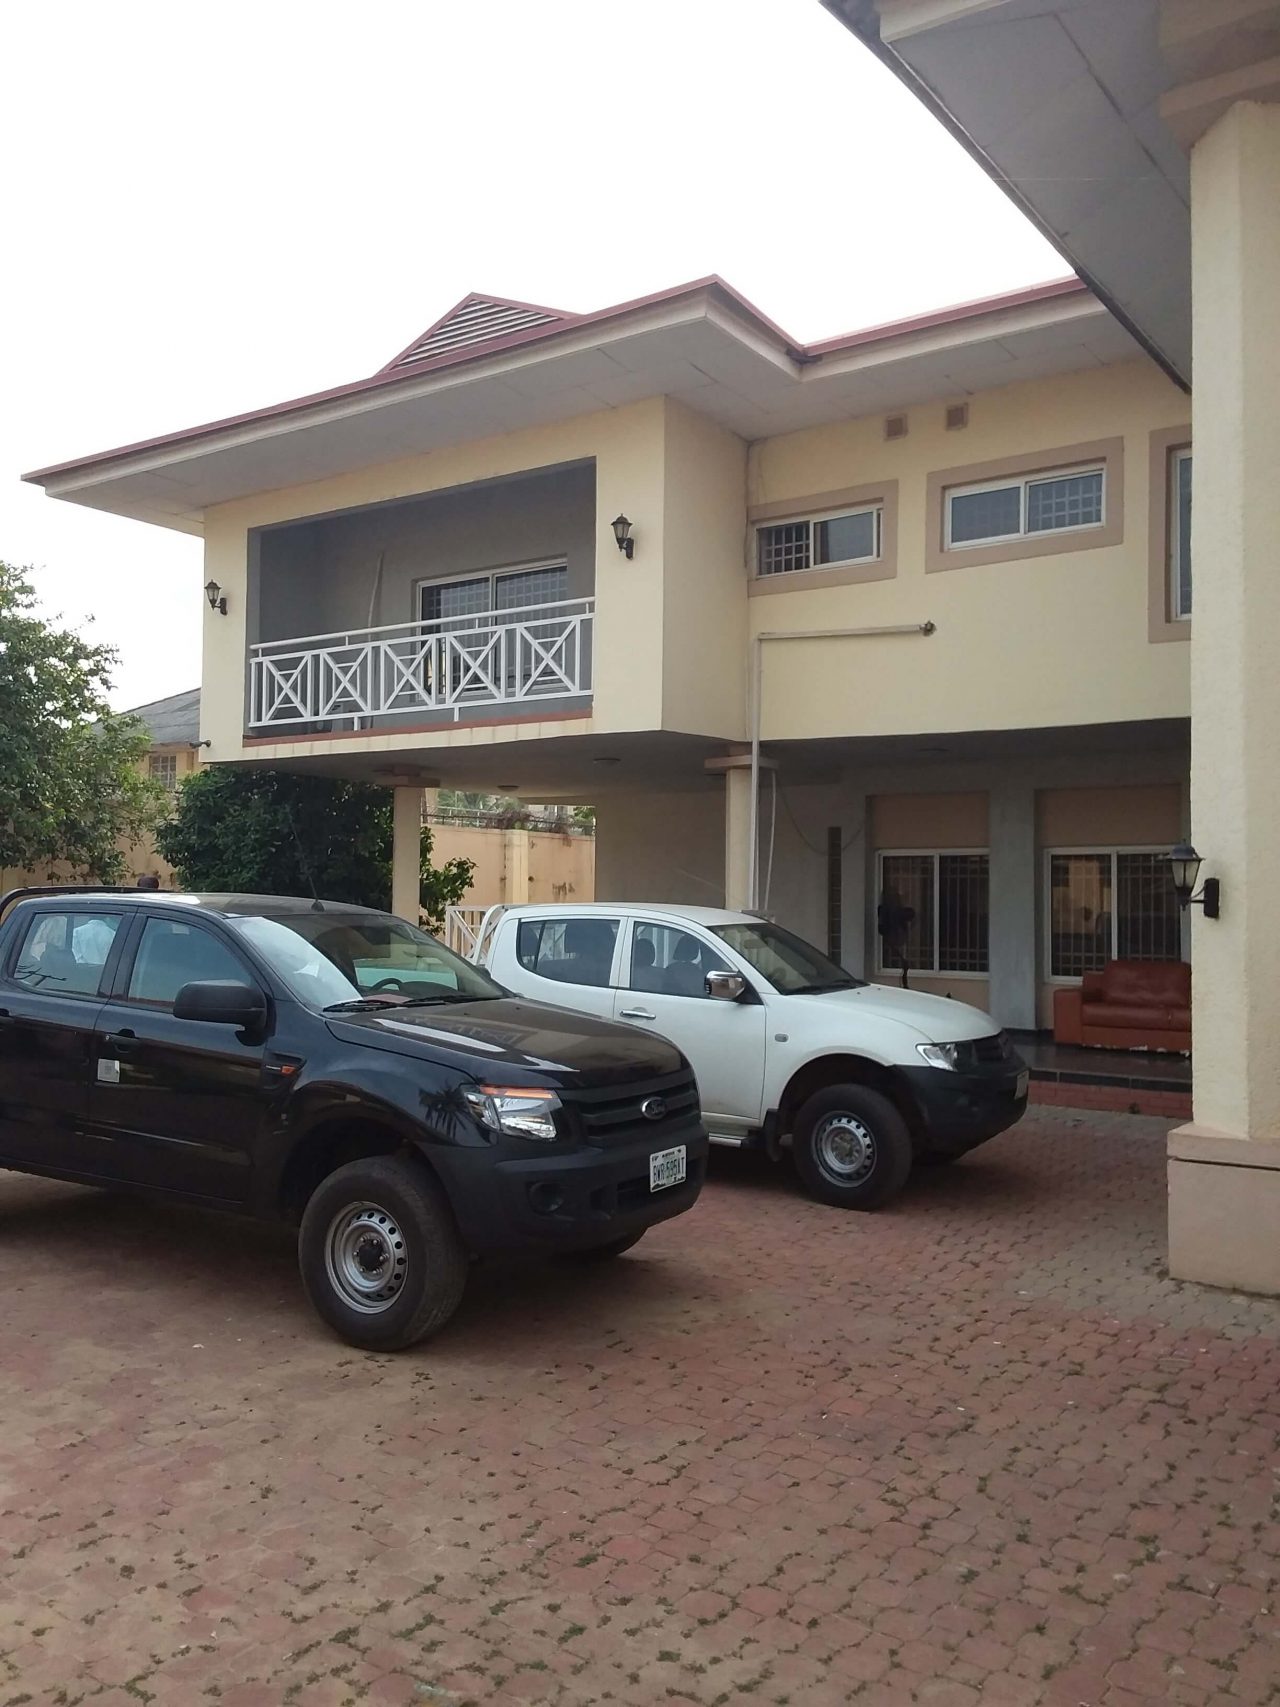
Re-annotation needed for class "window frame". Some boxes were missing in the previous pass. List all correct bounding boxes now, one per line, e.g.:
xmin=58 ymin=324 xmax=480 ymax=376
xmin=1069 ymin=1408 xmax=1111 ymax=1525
xmin=149 ymin=752 xmax=179 ymax=792
xmin=875 ymin=848 xmax=990 ymax=979
xmin=943 ymin=463 xmax=1106 ymax=552
xmin=755 ymin=502 xmax=883 ymax=580
xmin=7 ymin=906 xmax=130 ymax=1002
xmin=624 ymin=918 xmax=733 ymax=1000
xmin=1042 ymin=845 xmax=1185 ymax=984
xmin=1169 ymin=446 xmax=1193 ymax=622
xmin=115 ymin=913 xmax=260 ymax=1011
xmin=414 ymin=557 xmax=572 ymax=630
xmin=513 ymin=912 xmax=624 ymax=991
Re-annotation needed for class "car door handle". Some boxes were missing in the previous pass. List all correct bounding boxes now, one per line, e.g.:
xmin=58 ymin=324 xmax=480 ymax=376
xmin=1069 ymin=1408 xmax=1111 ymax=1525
xmin=619 ymin=1007 xmax=656 ymax=1021
xmin=103 ymin=1029 xmax=140 ymax=1056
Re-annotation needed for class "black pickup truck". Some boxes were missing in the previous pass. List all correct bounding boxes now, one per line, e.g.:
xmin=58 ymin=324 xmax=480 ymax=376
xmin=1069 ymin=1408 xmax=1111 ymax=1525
xmin=0 ymin=889 xmax=707 ymax=1349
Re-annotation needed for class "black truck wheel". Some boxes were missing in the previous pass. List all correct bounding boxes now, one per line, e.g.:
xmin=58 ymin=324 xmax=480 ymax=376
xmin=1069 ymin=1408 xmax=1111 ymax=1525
xmin=299 ymin=1155 xmax=467 ymax=1350
xmin=791 ymin=1085 xmax=913 ymax=1210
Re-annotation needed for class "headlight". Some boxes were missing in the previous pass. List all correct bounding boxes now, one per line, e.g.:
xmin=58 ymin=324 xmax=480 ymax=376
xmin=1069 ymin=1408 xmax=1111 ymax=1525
xmin=462 ymin=1084 xmax=562 ymax=1142
xmin=917 ymin=1042 xmax=963 ymax=1070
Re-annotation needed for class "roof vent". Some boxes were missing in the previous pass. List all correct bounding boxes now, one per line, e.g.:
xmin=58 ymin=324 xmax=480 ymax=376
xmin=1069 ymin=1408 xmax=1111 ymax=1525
xmin=946 ymin=402 xmax=970 ymax=431
xmin=382 ymin=293 xmax=569 ymax=373
xmin=884 ymin=413 xmax=908 ymax=441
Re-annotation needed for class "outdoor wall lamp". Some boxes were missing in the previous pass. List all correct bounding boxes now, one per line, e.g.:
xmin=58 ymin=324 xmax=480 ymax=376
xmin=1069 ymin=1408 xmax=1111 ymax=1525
xmin=610 ymin=515 xmax=635 ymax=560
xmin=204 ymin=579 xmax=228 ymax=615
xmin=1167 ymin=843 xmax=1220 ymax=919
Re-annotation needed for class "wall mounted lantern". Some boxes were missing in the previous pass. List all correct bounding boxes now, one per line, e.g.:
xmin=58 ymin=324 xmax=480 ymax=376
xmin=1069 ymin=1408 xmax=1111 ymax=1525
xmin=1167 ymin=842 xmax=1220 ymax=919
xmin=204 ymin=579 xmax=228 ymax=615
xmin=610 ymin=515 xmax=635 ymax=560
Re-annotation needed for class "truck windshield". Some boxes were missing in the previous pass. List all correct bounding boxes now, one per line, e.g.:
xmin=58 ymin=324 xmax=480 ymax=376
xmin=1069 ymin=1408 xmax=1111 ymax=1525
xmin=710 ymin=921 xmax=864 ymax=995
xmin=229 ymin=912 xmax=505 ymax=1010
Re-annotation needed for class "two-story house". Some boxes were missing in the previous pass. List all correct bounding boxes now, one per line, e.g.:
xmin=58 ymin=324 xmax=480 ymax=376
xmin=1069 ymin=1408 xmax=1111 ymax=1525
xmin=25 ymin=273 xmax=1191 ymax=1041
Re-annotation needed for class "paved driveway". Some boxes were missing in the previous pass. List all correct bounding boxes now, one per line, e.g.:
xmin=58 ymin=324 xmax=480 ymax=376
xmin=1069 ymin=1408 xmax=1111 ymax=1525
xmin=0 ymin=1108 xmax=1276 ymax=1707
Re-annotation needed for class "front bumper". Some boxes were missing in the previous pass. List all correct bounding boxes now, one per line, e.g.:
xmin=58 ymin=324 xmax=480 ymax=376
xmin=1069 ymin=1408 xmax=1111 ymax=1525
xmin=901 ymin=1060 xmax=1028 ymax=1156
xmin=429 ymin=1119 xmax=709 ymax=1255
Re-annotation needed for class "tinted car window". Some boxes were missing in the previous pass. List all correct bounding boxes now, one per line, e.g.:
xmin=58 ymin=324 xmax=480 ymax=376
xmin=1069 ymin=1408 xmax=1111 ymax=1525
xmin=14 ymin=910 xmax=122 ymax=996
xmin=516 ymin=917 xmax=619 ymax=988
xmin=630 ymin=923 xmax=729 ymax=998
xmin=228 ymin=912 xmax=503 ymax=1008
xmin=128 ymin=918 xmax=249 ymax=1007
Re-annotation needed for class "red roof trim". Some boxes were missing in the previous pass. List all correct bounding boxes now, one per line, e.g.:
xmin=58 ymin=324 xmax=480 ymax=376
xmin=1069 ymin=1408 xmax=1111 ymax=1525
xmin=23 ymin=274 xmax=1087 ymax=486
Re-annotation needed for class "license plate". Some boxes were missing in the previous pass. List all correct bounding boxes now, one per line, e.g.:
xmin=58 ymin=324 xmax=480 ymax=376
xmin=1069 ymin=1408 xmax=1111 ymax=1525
xmin=649 ymin=1144 xmax=687 ymax=1192
xmin=1015 ymin=1070 xmax=1029 ymax=1099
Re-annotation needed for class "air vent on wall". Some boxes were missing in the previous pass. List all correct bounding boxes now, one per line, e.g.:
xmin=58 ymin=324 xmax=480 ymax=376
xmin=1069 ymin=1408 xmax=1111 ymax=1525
xmin=946 ymin=402 xmax=970 ymax=431
xmin=884 ymin=413 xmax=908 ymax=441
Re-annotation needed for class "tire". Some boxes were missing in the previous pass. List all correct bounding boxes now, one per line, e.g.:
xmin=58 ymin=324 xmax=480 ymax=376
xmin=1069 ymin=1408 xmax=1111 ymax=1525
xmin=298 ymin=1154 xmax=467 ymax=1351
xmin=563 ymin=1231 xmax=646 ymax=1261
xmin=791 ymin=1084 xmax=913 ymax=1211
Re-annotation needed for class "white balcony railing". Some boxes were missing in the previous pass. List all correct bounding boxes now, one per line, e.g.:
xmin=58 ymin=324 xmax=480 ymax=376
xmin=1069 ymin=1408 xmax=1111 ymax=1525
xmin=249 ymin=597 xmax=593 ymax=729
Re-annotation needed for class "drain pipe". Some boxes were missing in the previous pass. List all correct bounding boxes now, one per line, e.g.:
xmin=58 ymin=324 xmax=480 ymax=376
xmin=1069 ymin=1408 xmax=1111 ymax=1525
xmin=746 ymin=621 xmax=937 ymax=913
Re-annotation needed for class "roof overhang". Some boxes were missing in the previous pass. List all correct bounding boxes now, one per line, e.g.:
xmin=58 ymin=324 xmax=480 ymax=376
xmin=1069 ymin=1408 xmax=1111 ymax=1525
xmin=23 ymin=273 xmax=1139 ymax=537
xmin=824 ymin=0 xmax=1280 ymax=390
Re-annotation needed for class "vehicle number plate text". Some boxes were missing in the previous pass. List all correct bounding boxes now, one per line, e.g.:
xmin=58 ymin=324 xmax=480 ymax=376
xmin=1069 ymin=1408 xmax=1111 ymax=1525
xmin=649 ymin=1145 xmax=687 ymax=1191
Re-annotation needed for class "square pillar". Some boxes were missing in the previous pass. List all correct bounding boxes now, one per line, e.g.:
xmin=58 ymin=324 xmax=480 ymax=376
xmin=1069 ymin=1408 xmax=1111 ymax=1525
xmin=987 ymin=783 xmax=1037 ymax=1030
xmin=391 ymin=786 xmax=423 ymax=923
xmin=1169 ymin=99 xmax=1280 ymax=1294
xmin=723 ymin=764 xmax=753 ymax=912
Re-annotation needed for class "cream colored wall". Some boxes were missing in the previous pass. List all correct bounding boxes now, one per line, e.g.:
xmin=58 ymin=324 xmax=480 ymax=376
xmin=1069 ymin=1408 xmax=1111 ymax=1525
xmin=748 ymin=360 xmax=1191 ymax=741
xmin=1036 ymin=784 xmax=1182 ymax=848
xmin=434 ymin=824 xmax=595 ymax=908
xmin=201 ymin=399 xmax=671 ymax=765
xmin=660 ymin=399 xmax=748 ymax=740
xmin=595 ymin=786 xmax=726 ymax=907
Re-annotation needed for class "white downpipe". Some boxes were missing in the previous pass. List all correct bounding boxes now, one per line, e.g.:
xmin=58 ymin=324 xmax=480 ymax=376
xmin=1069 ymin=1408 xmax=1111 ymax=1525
xmin=747 ymin=621 xmax=937 ymax=913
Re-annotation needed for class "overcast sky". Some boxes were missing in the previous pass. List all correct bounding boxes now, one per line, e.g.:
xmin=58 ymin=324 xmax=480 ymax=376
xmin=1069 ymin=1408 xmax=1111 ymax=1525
xmin=1 ymin=0 xmax=1063 ymax=712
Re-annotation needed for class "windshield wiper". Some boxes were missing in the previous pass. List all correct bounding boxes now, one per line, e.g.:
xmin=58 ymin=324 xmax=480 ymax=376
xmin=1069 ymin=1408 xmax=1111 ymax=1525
xmin=396 ymin=991 xmax=500 ymax=1006
xmin=322 ymin=997 xmax=403 ymax=1013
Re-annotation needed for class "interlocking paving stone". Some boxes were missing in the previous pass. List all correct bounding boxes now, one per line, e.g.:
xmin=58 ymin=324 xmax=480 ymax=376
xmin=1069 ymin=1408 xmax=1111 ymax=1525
xmin=0 ymin=1108 xmax=1275 ymax=1704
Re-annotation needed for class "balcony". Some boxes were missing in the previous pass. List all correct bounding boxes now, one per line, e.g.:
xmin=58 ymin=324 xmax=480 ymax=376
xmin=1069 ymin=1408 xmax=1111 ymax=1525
xmin=249 ymin=597 xmax=594 ymax=732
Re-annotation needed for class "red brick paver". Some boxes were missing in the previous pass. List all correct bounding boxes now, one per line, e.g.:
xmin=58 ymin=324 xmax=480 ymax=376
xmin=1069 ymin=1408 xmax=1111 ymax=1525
xmin=0 ymin=1108 xmax=1275 ymax=1704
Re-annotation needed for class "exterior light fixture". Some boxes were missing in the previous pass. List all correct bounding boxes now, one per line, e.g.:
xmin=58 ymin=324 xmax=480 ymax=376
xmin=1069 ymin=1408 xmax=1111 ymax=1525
xmin=1167 ymin=842 xmax=1220 ymax=918
xmin=610 ymin=515 xmax=635 ymax=560
xmin=204 ymin=579 xmax=228 ymax=614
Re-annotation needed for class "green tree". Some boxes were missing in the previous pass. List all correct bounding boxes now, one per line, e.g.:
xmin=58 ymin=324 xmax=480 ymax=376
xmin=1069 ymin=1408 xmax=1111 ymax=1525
xmin=0 ymin=561 xmax=163 ymax=881
xmin=156 ymin=768 xmax=474 ymax=929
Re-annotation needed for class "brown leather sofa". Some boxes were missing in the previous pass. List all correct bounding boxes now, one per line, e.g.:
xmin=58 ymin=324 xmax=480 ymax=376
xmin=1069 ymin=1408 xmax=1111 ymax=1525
xmin=1053 ymin=959 xmax=1191 ymax=1053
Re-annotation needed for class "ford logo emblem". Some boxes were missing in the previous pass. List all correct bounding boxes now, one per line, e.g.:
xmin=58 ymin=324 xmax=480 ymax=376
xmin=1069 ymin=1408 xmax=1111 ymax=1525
xmin=640 ymin=1096 xmax=667 ymax=1121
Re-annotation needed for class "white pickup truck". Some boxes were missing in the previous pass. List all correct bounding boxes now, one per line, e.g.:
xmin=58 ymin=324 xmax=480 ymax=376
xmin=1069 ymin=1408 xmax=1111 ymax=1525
xmin=472 ymin=902 xmax=1027 ymax=1210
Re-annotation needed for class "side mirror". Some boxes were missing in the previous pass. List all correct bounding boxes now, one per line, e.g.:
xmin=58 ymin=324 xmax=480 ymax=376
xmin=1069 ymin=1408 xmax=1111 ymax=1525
xmin=173 ymin=979 xmax=268 ymax=1034
xmin=706 ymin=970 xmax=747 ymax=1002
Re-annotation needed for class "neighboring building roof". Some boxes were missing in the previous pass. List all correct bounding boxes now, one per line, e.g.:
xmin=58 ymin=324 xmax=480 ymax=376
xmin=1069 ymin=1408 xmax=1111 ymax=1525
xmin=124 ymin=687 xmax=200 ymax=745
xmin=24 ymin=272 xmax=1141 ymax=533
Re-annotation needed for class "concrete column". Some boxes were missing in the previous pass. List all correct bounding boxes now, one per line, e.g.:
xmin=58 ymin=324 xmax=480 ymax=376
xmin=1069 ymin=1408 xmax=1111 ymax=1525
xmin=391 ymin=786 xmax=423 ymax=923
xmin=987 ymin=783 xmax=1037 ymax=1030
xmin=1168 ymin=100 xmax=1280 ymax=1294
xmin=502 ymin=829 xmax=531 ymax=904
xmin=724 ymin=765 xmax=753 ymax=911
xmin=841 ymin=790 xmax=869 ymax=977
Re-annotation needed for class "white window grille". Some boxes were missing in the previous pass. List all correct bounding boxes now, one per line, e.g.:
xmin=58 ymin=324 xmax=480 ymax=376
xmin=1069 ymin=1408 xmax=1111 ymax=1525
xmin=1046 ymin=848 xmax=1182 ymax=980
xmin=945 ymin=464 xmax=1104 ymax=550
xmin=1170 ymin=448 xmax=1192 ymax=620
xmin=149 ymin=753 xmax=178 ymax=791
xmin=757 ymin=504 xmax=881 ymax=577
xmin=877 ymin=851 xmax=989 ymax=975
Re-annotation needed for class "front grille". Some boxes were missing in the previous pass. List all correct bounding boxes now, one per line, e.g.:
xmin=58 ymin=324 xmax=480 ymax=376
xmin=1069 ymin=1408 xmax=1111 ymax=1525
xmin=561 ymin=1068 xmax=700 ymax=1143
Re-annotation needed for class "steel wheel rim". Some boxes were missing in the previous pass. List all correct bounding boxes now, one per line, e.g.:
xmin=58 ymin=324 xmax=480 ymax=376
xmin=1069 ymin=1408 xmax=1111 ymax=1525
xmin=324 ymin=1201 xmax=408 ymax=1314
xmin=813 ymin=1113 xmax=877 ymax=1184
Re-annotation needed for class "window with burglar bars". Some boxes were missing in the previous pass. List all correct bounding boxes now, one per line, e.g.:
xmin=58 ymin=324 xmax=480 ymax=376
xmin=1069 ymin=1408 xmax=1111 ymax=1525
xmin=826 ymin=826 xmax=842 ymax=961
xmin=757 ymin=504 xmax=881 ymax=577
xmin=945 ymin=464 xmax=1104 ymax=550
xmin=149 ymin=753 xmax=178 ymax=792
xmin=878 ymin=851 xmax=989 ymax=975
xmin=1047 ymin=849 xmax=1183 ymax=979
